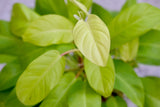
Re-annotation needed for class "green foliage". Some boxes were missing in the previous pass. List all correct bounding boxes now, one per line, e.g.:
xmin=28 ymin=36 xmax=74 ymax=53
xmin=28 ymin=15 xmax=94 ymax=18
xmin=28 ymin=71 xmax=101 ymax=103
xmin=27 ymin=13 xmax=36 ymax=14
xmin=16 ymin=50 xmax=65 ymax=105
xmin=137 ymin=30 xmax=160 ymax=65
xmin=103 ymin=96 xmax=127 ymax=107
xmin=0 ymin=0 xmax=160 ymax=107
xmin=84 ymin=56 xmax=115 ymax=97
xmin=114 ymin=60 xmax=144 ymax=107
xmin=10 ymin=3 xmax=40 ymax=37
xmin=109 ymin=3 xmax=160 ymax=49
xmin=35 ymin=0 xmax=68 ymax=17
xmin=142 ymin=77 xmax=160 ymax=107
xmin=68 ymin=80 xmax=101 ymax=107
xmin=73 ymin=14 xmax=110 ymax=66
xmin=23 ymin=15 xmax=74 ymax=46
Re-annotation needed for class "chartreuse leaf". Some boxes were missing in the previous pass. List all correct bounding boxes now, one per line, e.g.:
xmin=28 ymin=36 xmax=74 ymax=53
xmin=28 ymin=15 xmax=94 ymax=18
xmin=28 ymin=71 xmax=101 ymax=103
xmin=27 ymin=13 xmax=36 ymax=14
xmin=0 ymin=60 xmax=22 ymax=91
xmin=137 ymin=30 xmax=160 ymax=65
xmin=91 ymin=3 xmax=113 ymax=25
xmin=84 ymin=56 xmax=115 ymax=97
xmin=68 ymin=80 xmax=101 ymax=107
xmin=0 ymin=20 xmax=12 ymax=36
xmin=141 ymin=77 xmax=160 ymax=107
xmin=114 ymin=60 xmax=144 ymax=107
xmin=40 ymin=73 xmax=78 ymax=107
xmin=23 ymin=15 xmax=74 ymax=46
xmin=16 ymin=50 xmax=65 ymax=105
xmin=35 ymin=0 xmax=68 ymax=17
xmin=5 ymin=89 xmax=30 ymax=107
xmin=109 ymin=3 xmax=160 ymax=49
xmin=10 ymin=3 xmax=39 ymax=37
xmin=67 ymin=0 xmax=92 ymax=23
xmin=119 ymin=38 xmax=139 ymax=62
xmin=104 ymin=96 xmax=127 ymax=107
xmin=73 ymin=14 xmax=110 ymax=66
xmin=0 ymin=54 xmax=16 ymax=63
xmin=121 ymin=0 xmax=137 ymax=11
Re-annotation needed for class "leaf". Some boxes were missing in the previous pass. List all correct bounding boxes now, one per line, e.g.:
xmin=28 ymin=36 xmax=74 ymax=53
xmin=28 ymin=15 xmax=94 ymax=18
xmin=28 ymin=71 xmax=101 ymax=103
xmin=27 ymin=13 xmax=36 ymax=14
xmin=40 ymin=73 xmax=77 ymax=107
xmin=109 ymin=3 xmax=160 ymax=49
xmin=0 ymin=90 xmax=11 ymax=107
xmin=0 ymin=20 xmax=12 ymax=36
xmin=137 ymin=30 xmax=160 ymax=65
xmin=91 ymin=3 xmax=113 ymax=25
xmin=0 ymin=60 xmax=22 ymax=91
xmin=70 ymin=0 xmax=88 ymax=15
xmin=16 ymin=50 xmax=65 ymax=105
xmin=73 ymin=14 xmax=110 ymax=66
xmin=141 ymin=77 xmax=160 ymax=107
xmin=68 ymin=80 xmax=101 ymax=107
xmin=23 ymin=15 xmax=74 ymax=46
xmin=67 ymin=0 xmax=92 ymax=23
xmin=114 ymin=60 xmax=144 ymax=107
xmin=121 ymin=0 xmax=137 ymax=11
xmin=104 ymin=96 xmax=127 ymax=107
xmin=119 ymin=38 xmax=139 ymax=62
xmin=35 ymin=0 xmax=68 ymax=17
xmin=0 ymin=54 xmax=16 ymax=63
xmin=0 ymin=34 xmax=22 ymax=56
xmin=5 ymin=89 xmax=30 ymax=107
xmin=10 ymin=3 xmax=39 ymax=37
xmin=84 ymin=56 xmax=115 ymax=97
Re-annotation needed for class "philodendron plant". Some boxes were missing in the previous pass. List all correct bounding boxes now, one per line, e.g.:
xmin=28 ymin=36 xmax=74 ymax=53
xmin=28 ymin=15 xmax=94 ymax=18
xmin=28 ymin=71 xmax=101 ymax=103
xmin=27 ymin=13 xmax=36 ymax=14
xmin=0 ymin=0 xmax=160 ymax=107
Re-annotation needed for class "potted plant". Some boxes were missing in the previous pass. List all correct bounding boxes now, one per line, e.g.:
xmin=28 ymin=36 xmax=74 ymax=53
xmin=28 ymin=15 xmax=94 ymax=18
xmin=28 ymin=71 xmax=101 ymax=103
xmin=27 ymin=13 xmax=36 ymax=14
xmin=0 ymin=0 xmax=160 ymax=107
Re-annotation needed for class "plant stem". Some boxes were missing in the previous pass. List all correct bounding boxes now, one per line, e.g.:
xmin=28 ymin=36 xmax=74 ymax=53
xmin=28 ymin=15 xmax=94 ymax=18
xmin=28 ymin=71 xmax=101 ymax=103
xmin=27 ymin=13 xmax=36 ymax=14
xmin=61 ymin=49 xmax=80 ymax=56
xmin=76 ymin=68 xmax=84 ymax=78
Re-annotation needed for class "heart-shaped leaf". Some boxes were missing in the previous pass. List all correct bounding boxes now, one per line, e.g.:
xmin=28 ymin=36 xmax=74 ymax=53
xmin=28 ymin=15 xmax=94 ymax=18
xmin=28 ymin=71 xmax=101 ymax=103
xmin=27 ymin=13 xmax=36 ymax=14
xmin=16 ymin=50 xmax=65 ymax=105
xmin=73 ymin=14 xmax=110 ymax=66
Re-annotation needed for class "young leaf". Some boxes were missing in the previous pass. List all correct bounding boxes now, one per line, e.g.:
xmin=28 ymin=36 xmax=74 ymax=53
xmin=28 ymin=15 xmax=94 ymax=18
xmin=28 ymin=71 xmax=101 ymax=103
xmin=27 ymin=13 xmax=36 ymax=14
xmin=16 ymin=50 xmax=65 ymax=105
xmin=141 ymin=77 xmax=160 ymax=107
xmin=114 ymin=60 xmax=144 ymax=107
xmin=68 ymin=80 xmax=101 ymax=107
xmin=91 ymin=3 xmax=113 ymax=25
xmin=67 ymin=0 xmax=92 ymax=23
xmin=23 ymin=15 xmax=74 ymax=46
xmin=10 ymin=3 xmax=39 ymax=37
xmin=35 ymin=0 xmax=68 ymax=17
xmin=0 ymin=60 xmax=22 ymax=91
xmin=104 ymin=96 xmax=127 ymax=107
xmin=5 ymin=89 xmax=30 ymax=107
xmin=70 ymin=0 xmax=88 ymax=15
xmin=84 ymin=56 xmax=115 ymax=97
xmin=137 ymin=30 xmax=160 ymax=65
xmin=109 ymin=3 xmax=160 ymax=49
xmin=121 ymin=0 xmax=137 ymax=11
xmin=73 ymin=14 xmax=110 ymax=66
xmin=40 ymin=73 xmax=78 ymax=107
xmin=119 ymin=38 xmax=139 ymax=62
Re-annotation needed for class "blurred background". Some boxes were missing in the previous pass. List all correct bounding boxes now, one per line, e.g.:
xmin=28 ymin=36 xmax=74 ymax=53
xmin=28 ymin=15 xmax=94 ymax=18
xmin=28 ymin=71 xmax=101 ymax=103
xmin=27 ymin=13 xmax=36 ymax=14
xmin=0 ymin=0 xmax=160 ymax=107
